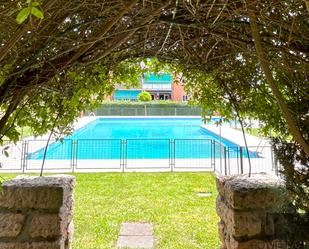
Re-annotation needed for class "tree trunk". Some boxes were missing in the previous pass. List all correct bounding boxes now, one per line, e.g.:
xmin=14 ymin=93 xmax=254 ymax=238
xmin=249 ymin=10 xmax=309 ymax=156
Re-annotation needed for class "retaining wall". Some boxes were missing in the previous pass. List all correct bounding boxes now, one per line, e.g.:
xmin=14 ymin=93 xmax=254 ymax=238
xmin=216 ymin=173 xmax=290 ymax=249
xmin=0 ymin=175 xmax=75 ymax=249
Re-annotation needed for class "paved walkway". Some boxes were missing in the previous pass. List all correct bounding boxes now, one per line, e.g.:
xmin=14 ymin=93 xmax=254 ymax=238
xmin=117 ymin=222 xmax=154 ymax=248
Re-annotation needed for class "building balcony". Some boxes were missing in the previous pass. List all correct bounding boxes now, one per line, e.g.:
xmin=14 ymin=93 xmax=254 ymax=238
xmin=142 ymin=84 xmax=171 ymax=90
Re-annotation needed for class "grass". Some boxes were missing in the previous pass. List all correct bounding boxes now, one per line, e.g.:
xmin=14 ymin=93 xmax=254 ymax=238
xmin=0 ymin=173 xmax=220 ymax=249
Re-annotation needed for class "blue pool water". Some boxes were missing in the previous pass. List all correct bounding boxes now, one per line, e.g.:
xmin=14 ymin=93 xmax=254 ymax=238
xmin=28 ymin=118 xmax=254 ymax=160
xmin=71 ymin=118 xmax=234 ymax=142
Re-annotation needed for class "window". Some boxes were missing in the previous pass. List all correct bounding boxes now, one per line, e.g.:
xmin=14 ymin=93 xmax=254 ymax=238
xmin=159 ymin=94 xmax=170 ymax=100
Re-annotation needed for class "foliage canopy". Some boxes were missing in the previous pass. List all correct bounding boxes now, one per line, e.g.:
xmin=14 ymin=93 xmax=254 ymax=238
xmin=0 ymin=0 xmax=308 ymax=220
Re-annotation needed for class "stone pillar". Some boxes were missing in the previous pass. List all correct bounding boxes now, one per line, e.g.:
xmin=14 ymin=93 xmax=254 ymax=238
xmin=216 ymin=173 xmax=289 ymax=249
xmin=0 ymin=175 xmax=75 ymax=249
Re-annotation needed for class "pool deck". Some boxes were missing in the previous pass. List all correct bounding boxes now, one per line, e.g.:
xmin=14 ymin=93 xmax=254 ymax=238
xmin=202 ymin=125 xmax=271 ymax=147
xmin=24 ymin=116 xmax=96 ymax=141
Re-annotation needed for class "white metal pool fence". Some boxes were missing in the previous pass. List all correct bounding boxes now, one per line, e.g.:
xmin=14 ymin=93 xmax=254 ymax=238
xmin=0 ymin=138 xmax=279 ymax=175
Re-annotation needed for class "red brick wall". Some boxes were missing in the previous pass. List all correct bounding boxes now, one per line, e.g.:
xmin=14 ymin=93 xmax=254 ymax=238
xmin=105 ymin=95 xmax=113 ymax=101
xmin=171 ymin=74 xmax=185 ymax=101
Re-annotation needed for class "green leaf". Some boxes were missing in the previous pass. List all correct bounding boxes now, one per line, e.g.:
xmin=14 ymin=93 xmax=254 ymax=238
xmin=31 ymin=7 xmax=44 ymax=19
xmin=3 ymin=150 xmax=9 ymax=157
xmin=31 ymin=2 xmax=40 ymax=7
xmin=16 ymin=8 xmax=30 ymax=24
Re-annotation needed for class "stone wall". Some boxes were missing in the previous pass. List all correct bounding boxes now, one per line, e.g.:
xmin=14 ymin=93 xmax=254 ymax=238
xmin=0 ymin=175 xmax=75 ymax=249
xmin=216 ymin=173 xmax=290 ymax=249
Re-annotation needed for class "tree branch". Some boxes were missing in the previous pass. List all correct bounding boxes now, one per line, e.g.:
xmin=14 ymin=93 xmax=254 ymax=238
xmin=249 ymin=9 xmax=309 ymax=156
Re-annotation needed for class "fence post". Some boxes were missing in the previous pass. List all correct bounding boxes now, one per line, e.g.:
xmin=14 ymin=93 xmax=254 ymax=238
xmin=170 ymin=139 xmax=174 ymax=172
xmin=71 ymin=140 xmax=76 ymax=173
xmin=21 ymin=140 xmax=24 ymax=173
xmin=211 ymin=140 xmax=213 ymax=169
xmin=239 ymin=147 xmax=244 ymax=174
xmin=21 ymin=140 xmax=28 ymax=173
xmin=121 ymin=140 xmax=124 ymax=172
xmin=121 ymin=139 xmax=127 ymax=172
xmin=224 ymin=147 xmax=227 ymax=175
xmin=74 ymin=140 xmax=79 ymax=172
xmin=227 ymin=147 xmax=230 ymax=175
xmin=212 ymin=140 xmax=216 ymax=171
xmin=270 ymin=146 xmax=275 ymax=172
xmin=210 ymin=139 xmax=216 ymax=172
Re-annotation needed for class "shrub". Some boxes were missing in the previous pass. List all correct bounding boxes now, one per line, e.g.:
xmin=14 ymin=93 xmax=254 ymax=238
xmin=137 ymin=91 xmax=152 ymax=102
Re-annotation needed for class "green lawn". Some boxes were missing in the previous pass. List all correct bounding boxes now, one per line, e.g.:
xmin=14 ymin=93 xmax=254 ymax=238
xmin=0 ymin=173 xmax=220 ymax=249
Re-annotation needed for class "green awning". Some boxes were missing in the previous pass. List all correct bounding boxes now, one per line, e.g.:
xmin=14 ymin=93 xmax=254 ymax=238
xmin=113 ymin=90 xmax=142 ymax=100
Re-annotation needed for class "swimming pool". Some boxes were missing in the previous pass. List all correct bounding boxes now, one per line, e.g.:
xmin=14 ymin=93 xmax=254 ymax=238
xmin=71 ymin=118 xmax=234 ymax=142
xmin=28 ymin=118 xmax=252 ymax=160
